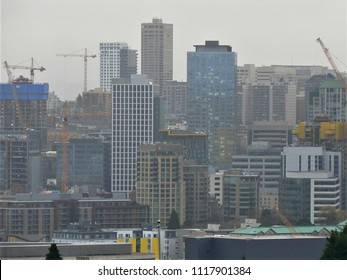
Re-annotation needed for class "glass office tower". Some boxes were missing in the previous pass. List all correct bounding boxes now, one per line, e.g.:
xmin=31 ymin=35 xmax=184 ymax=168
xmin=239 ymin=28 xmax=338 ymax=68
xmin=187 ymin=41 xmax=237 ymax=167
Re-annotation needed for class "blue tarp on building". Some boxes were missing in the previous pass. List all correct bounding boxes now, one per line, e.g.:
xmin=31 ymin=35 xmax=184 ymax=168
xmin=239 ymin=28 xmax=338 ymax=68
xmin=0 ymin=83 xmax=49 ymax=100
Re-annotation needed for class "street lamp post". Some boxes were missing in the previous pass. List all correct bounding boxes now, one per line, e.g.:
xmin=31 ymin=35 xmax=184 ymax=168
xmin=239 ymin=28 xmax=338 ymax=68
xmin=157 ymin=219 xmax=161 ymax=260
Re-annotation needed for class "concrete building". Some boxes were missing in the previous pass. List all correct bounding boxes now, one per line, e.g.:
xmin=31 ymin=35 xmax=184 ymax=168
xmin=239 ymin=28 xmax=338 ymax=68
xmin=0 ymin=193 xmax=150 ymax=240
xmin=292 ymin=121 xmax=347 ymax=210
xmin=184 ymin=164 xmax=209 ymax=225
xmin=232 ymin=141 xmax=281 ymax=210
xmin=280 ymin=171 xmax=340 ymax=224
xmin=317 ymin=80 xmax=347 ymax=122
xmin=237 ymin=64 xmax=257 ymax=85
xmin=99 ymin=42 xmax=137 ymax=92
xmin=158 ymin=129 xmax=208 ymax=165
xmin=141 ymin=18 xmax=173 ymax=88
xmin=47 ymin=91 xmax=62 ymax=115
xmin=162 ymin=81 xmax=187 ymax=126
xmin=304 ymin=74 xmax=335 ymax=122
xmin=82 ymin=88 xmax=111 ymax=114
xmin=238 ymin=64 xmax=329 ymax=88
xmin=222 ymin=170 xmax=260 ymax=222
xmin=136 ymin=143 xmax=185 ymax=227
xmin=111 ymin=75 xmax=158 ymax=198
xmin=280 ymin=147 xmax=342 ymax=224
xmin=0 ymin=134 xmax=45 ymax=194
xmin=209 ymin=170 xmax=225 ymax=206
xmin=232 ymin=141 xmax=281 ymax=190
xmin=187 ymin=40 xmax=237 ymax=167
xmin=52 ymin=223 xmax=182 ymax=260
xmin=52 ymin=221 xmax=142 ymax=243
xmin=249 ymin=121 xmax=293 ymax=149
xmin=55 ymin=137 xmax=107 ymax=188
xmin=241 ymin=83 xmax=297 ymax=126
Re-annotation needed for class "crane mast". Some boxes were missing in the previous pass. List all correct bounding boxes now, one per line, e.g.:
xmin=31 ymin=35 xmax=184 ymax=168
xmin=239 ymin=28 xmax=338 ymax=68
xmin=57 ymin=48 xmax=96 ymax=93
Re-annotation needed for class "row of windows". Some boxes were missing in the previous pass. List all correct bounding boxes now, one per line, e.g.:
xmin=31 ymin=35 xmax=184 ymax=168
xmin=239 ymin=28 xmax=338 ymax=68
xmin=114 ymin=85 xmax=152 ymax=92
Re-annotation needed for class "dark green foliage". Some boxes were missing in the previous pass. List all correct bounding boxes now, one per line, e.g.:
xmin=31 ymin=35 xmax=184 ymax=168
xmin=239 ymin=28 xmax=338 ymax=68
xmin=168 ymin=209 xmax=180 ymax=229
xmin=260 ymin=209 xmax=277 ymax=226
xmin=319 ymin=207 xmax=347 ymax=225
xmin=295 ymin=218 xmax=312 ymax=226
xmin=321 ymin=225 xmax=347 ymax=260
xmin=45 ymin=243 xmax=63 ymax=260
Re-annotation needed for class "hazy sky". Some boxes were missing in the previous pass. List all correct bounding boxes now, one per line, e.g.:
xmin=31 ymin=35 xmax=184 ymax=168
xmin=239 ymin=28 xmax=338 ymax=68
xmin=1 ymin=0 xmax=346 ymax=100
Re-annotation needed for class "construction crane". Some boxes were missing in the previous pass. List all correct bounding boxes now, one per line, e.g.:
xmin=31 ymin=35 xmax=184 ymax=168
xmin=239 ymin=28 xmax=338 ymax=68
xmin=3 ymin=59 xmax=46 ymax=135
xmin=274 ymin=207 xmax=297 ymax=234
xmin=57 ymin=48 xmax=96 ymax=93
xmin=58 ymin=107 xmax=111 ymax=193
xmin=316 ymin=37 xmax=347 ymax=88
xmin=4 ymin=57 xmax=45 ymax=83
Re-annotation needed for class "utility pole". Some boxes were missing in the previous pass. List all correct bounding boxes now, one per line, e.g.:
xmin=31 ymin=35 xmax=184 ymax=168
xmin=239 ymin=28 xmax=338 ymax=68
xmin=157 ymin=219 xmax=161 ymax=260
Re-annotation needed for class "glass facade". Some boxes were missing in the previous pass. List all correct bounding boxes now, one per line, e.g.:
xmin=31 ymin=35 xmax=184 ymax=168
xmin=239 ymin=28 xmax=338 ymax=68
xmin=187 ymin=41 xmax=237 ymax=167
xmin=56 ymin=138 xmax=104 ymax=187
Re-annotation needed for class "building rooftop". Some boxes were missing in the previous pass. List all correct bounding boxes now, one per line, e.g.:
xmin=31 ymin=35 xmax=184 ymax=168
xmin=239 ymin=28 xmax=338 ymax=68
xmin=229 ymin=221 xmax=346 ymax=236
xmin=320 ymin=80 xmax=345 ymax=89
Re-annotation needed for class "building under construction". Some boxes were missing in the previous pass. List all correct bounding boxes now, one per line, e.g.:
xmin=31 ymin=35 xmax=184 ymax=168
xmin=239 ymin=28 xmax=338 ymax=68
xmin=292 ymin=121 xmax=347 ymax=211
xmin=0 ymin=82 xmax=49 ymax=193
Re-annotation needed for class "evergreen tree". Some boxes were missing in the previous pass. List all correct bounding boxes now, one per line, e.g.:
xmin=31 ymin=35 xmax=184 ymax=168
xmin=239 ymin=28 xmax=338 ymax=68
xmin=168 ymin=209 xmax=180 ymax=229
xmin=321 ymin=225 xmax=347 ymax=260
xmin=45 ymin=243 xmax=63 ymax=260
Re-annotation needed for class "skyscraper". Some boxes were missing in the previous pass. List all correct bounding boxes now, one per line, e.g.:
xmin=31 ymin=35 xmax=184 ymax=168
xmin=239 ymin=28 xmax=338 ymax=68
xmin=136 ymin=143 xmax=185 ymax=227
xmin=187 ymin=41 xmax=237 ymax=167
xmin=99 ymin=42 xmax=137 ymax=92
xmin=111 ymin=75 xmax=158 ymax=198
xmin=141 ymin=18 xmax=173 ymax=88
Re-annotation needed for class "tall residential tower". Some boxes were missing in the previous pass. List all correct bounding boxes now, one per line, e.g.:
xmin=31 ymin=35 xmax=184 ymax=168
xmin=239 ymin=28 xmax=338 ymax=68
xmin=141 ymin=18 xmax=173 ymax=88
xmin=111 ymin=75 xmax=158 ymax=198
xmin=100 ymin=42 xmax=137 ymax=92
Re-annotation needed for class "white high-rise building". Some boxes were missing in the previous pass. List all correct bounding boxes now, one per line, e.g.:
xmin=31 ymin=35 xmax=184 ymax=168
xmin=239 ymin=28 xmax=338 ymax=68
xmin=100 ymin=42 xmax=137 ymax=92
xmin=280 ymin=147 xmax=342 ymax=224
xmin=111 ymin=75 xmax=158 ymax=198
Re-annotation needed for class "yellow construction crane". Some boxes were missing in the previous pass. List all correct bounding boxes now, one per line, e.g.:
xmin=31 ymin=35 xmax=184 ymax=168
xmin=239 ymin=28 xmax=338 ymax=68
xmin=274 ymin=207 xmax=297 ymax=234
xmin=316 ymin=37 xmax=347 ymax=88
xmin=58 ymin=107 xmax=111 ymax=193
xmin=57 ymin=48 xmax=96 ymax=93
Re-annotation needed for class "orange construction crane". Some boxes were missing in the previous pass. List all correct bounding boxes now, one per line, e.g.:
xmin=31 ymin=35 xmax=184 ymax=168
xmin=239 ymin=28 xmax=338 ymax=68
xmin=58 ymin=106 xmax=111 ymax=193
xmin=274 ymin=207 xmax=297 ymax=234
xmin=317 ymin=37 xmax=347 ymax=89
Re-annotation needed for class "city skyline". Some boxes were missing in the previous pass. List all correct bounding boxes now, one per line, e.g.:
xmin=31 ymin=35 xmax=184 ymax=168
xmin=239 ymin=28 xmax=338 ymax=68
xmin=1 ymin=0 xmax=346 ymax=101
